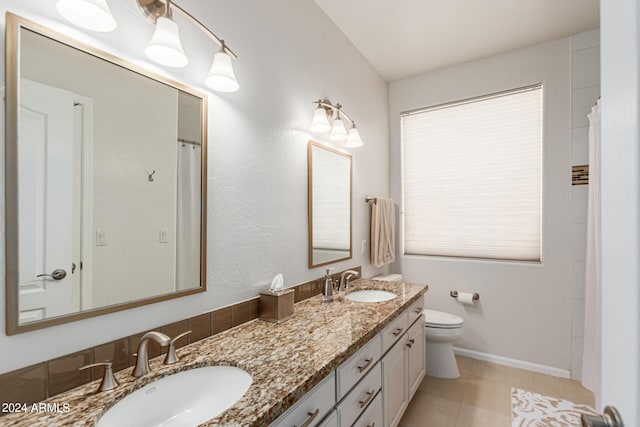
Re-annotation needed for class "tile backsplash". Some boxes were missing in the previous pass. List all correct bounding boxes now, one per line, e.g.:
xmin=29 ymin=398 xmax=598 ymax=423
xmin=0 ymin=266 xmax=360 ymax=411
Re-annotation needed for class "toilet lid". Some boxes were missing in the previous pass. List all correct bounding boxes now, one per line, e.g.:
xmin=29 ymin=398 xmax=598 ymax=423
xmin=424 ymin=309 xmax=464 ymax=328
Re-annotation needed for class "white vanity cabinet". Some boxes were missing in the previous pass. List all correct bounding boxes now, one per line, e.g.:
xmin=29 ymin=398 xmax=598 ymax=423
xmin=270 ymin=296 xmax=426 ymax=427
xmin=381 ymin=336 xmax=407 ymax=427
xmin=382 ymin=300 xmax=426 ymax=427
xmin=352 ymin=392 xmax=383 ymax=427
xmin=271 ymin=373 xmax=336 ymax=427
xmin=336 ymin=362 xmax=382 ymax=427
xmin=319 ymin=410 xmax=338 ymax=427
xmin=336 ymin=335 xmax=382 ymax=399
xmin=406 ymin=318 xmax=425 ymax=400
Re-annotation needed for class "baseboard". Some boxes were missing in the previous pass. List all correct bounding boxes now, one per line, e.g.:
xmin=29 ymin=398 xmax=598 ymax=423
xmin=453 ymin=347 xmax=571 ymax=379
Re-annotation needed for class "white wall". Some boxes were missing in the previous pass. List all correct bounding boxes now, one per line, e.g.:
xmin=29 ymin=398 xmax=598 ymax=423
xmin=568 ymin=29 xmax=600 ymax=381
xmin=0 ymin=0 xmax=389 ymax=373
xmin=389 ymin=38 xmax=574 ymax=371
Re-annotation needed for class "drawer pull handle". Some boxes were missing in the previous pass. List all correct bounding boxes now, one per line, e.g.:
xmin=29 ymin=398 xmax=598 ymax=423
xmin=296 ymin=408 xmax=320 ymax=427
xmin=413 ymin=307 xmax=423 ymax=314
xmin=359 ymin=390 xmax=376 ymax=408
xmin=367 ymin=423 xmax=376 ymax=427
xmin=357 ymin=357 xmax=374 ymax=373
xmin=392 ymin=327 xmax=404 ymax=337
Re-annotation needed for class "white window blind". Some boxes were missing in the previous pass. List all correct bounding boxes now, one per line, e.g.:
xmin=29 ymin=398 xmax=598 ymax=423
xmin=401 ymin=85 xmax=542 ymax=261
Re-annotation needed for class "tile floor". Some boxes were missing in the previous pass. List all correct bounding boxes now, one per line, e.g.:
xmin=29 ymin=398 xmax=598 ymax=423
xmin=399 ymin=356 xmax=595 ymax=427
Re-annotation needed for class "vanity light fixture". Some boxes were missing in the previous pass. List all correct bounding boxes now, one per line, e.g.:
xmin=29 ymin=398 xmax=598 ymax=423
xmin=144 ymin=9 xmax=188 ymax=68
xmin=310 ymin=100 xmax=364 ymax=148
xmin=55 ymin=0 xmax=239 ymax=92
xmin=56 ymin=0 xmax=117 ymax=32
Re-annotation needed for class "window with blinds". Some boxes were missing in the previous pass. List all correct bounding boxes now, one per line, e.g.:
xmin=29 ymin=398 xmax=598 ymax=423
xmin=401 ymin=85 xmax=542 ymax=261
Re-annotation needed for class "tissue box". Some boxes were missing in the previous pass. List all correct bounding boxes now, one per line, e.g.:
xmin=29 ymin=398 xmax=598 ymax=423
xmin=259 ymin=289 xmax=294 ymax=323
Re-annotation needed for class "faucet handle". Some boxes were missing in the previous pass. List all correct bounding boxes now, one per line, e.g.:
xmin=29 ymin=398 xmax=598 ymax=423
xmin=79 ymin=361 xmax=118 ymax=392
xmin=164 ymin=330 xmax=192 ymax=365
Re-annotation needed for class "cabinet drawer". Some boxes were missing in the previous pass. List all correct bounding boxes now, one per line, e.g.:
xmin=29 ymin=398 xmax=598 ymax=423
xmin=336 ymin=334 xmax=381 ymax=399
xmin=318 ymin=409 xmax=338 ymax=427
xmin=381 ymin=311 xmax=408 ymax=354
xmin=407 ymin=297 xmax=424 ymax=326
xmin=271 ymin=373 xmax=335 ymax=427
xmin=353 ymin=391 xmax=382 ymax=427
xmin=337 ymin=363 xmax=382 ymax=427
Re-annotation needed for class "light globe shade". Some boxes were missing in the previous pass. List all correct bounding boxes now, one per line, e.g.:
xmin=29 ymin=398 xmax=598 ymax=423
xmin=205 ymin=51 xmax=239 ymax=93
xmin=310 ymin=107 xmax=331 ymax=133
xmin=144 ymin=16 xmax=188 ymax=68
xmin=56 ymin=0 xmax=117 ymax=32
xmin=330 ymin=118 xmax=348 ymax=141
xmin=345 ymin=128 xmax=364 ymax=148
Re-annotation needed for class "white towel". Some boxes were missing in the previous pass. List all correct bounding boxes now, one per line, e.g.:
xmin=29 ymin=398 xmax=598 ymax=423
xmin=371 ymin=197 xmax=396 ymax=267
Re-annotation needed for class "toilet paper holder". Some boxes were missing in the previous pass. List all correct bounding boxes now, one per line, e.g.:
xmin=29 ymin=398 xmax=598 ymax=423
xmin=450 ymin=290 xmax=480 ymax=301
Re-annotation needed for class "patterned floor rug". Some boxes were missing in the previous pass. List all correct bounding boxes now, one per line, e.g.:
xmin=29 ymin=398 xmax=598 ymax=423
xmin=511 ymin=387 xmax=598 ymax=427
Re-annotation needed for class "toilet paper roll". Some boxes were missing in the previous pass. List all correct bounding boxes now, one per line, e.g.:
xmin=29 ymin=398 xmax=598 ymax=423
xmin=456 ymin=292 xmax=475 ymax=305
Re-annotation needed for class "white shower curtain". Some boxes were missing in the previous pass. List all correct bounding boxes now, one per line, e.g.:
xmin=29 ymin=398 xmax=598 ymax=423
xmin=582 ymin=99 xmax=601 ymax=407
xmin=176 ymin=143 xmax=201 ymax=290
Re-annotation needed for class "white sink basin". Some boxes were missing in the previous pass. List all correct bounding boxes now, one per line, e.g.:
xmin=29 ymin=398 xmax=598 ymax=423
xmin=346 ymin=290 xmax=397 ymax=303
xmin=97 ymin=366 xmax=252 ymax=427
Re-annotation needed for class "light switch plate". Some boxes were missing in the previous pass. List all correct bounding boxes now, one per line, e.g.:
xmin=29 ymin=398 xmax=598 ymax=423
xmin=96 ymin=230 xmax=107 ymax=246
xmin=159 ymin=228 xmax=168 ymax=243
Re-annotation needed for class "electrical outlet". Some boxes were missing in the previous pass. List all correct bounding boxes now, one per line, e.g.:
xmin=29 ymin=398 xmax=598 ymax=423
xmin=361 ymin=239 xmax=367 ymax=254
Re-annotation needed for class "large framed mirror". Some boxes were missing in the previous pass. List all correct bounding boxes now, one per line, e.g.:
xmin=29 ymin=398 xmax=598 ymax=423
xmin=308 ymin=141 xmax=352 ymax=268
xmin=5 ymin=14 xmax=208 ymax=334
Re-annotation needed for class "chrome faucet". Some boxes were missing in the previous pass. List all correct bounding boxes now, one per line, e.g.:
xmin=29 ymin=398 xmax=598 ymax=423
xmin=132 ymin=331 xmax=171 ymax=378
xmin=339 ymin=270 xmax=359 ymax=292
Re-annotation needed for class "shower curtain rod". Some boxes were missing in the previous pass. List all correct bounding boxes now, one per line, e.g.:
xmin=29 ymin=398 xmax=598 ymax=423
xmin=178 ymin=138 xmax=201 ymax=146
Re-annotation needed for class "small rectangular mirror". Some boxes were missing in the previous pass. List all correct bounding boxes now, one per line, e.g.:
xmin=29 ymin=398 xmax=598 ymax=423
xmin=308 ymin=141 xmax=352 ymax=268
xmin=5 ymin=14 xmax=208 ymax=334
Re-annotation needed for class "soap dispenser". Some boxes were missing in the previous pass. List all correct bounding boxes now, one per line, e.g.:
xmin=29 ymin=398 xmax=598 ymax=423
xmin=322 ymin=268 xmax=335 ymax=302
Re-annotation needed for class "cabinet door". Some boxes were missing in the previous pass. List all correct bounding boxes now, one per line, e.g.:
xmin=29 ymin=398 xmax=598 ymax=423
xmin=406 ymin=319 xmax=425 ymax=400
xmin=382 ymin=339 xmax=407 ymax=427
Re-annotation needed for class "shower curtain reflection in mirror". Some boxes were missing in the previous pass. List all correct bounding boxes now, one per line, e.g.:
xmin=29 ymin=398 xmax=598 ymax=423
xmin=176 ymin=141 xmax=202 ymax=290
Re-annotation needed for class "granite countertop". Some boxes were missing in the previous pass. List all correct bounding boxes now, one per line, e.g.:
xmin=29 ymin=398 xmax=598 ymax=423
xmin=2 ymin=279 xmax=427 ymax=427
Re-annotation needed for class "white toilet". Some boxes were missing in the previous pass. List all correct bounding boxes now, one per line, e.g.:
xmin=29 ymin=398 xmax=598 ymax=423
xmin=373 ymin=274 xmax=464 ymax=379
xmin=423 ymin=309 xmax=464 ymax=378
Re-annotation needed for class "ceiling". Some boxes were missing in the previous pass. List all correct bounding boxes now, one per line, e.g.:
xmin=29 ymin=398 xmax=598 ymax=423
xmin=314 ymin=0 xmax=600 ymax=81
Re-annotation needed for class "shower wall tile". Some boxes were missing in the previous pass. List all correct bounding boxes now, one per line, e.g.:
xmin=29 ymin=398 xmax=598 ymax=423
xmin=571 ymin=299 xmax=585 ymax=338
xmin=572 ymin=261 xmax=586 ymax=300
xmin=572 ymin=224 xmax=587 ymax=261
xmin=571 ymin=337 xmax=584 ymax=381
xmin=572 ymin=47 xmax=601 ymax=90
xmin=572 ymin=127 xmax=589 ymax=165
xmin=572 ymin=186 xmax=588 ymax=224
xmin=571 ymin=29 xmax=600 ymax=51
xmin=572 ymin=86 xmax=600 ymax=127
